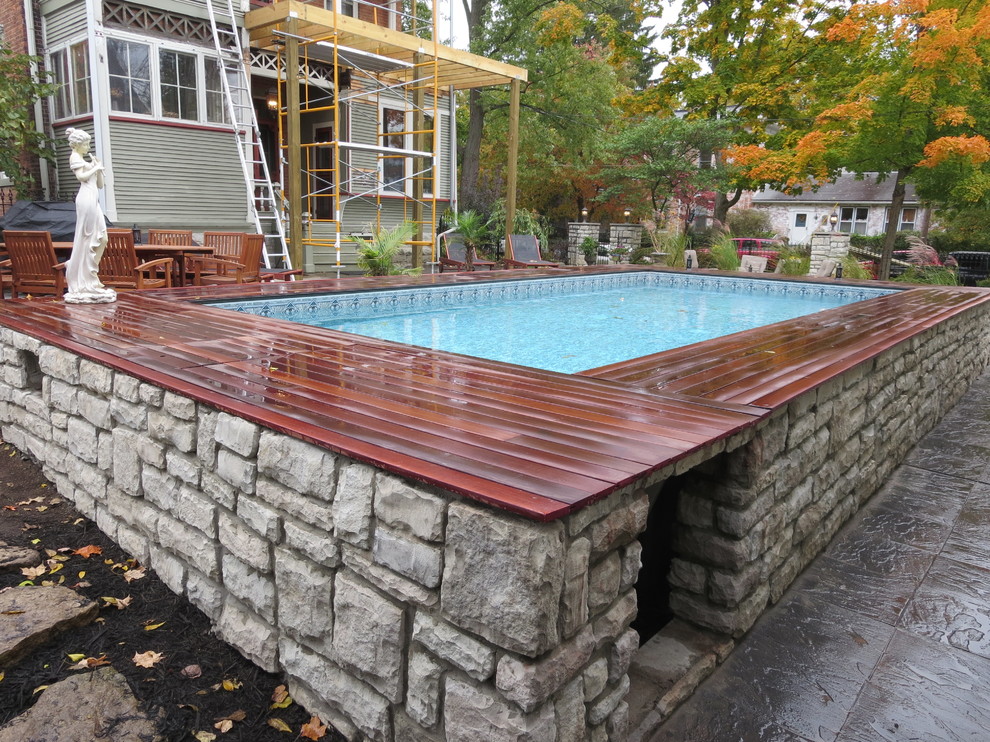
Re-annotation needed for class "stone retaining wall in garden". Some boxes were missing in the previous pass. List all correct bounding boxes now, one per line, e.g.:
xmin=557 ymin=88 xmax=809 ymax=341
xmin=1 ymin=295 xmax=988 ymax=741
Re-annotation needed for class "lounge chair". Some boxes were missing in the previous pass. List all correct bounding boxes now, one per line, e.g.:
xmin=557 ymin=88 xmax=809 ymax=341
xmin=815 ymin=259 xmax=837 ymax=277
xmin=1 ymin=230 xmax=67 ymax=298
xmin=99 ymin=229 xmax=174 ymax=290
xmin=440 ymin=234 xmax=496 ymax=272
xmin=739 ymin=255 xmax=768 ymax=273
xmin=505 ymin=234 xmax=560 ymax=269
xmin=148 ymin=229 xmax=194 ymax=246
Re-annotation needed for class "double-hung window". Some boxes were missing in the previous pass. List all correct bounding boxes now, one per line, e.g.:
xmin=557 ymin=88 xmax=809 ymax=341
xmin=381 ymin=106 xmax=406 ymax=193
xmin=838 ymin=206 xmax=869 ymax=235
xmin=108 ymin=38 xmax=153 ymax=115
xmin=899 ymin=207 xmax=917 ymax=231
xmin=54 ymin=34 xmax=228 ymax=126
xmin=50 ymin=41 xmax=92 ymax=119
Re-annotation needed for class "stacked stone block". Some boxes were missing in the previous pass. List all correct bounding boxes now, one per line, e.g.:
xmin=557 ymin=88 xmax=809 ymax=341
xmin=0 ymin=327 xmax=652 ymax=741
xmin=608 ymin=225 xmax=644 ymax=258
xmin=809 ymin=231 xmax=851 ymax=274
xmin=666 ymin=312 xmax=990 ymax=637
xmin=568 ymin=223 xmax=600 ymax=266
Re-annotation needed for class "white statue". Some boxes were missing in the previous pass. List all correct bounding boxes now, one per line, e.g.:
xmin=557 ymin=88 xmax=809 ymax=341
xmin=64 ymin=128 xmax=116 ymax=304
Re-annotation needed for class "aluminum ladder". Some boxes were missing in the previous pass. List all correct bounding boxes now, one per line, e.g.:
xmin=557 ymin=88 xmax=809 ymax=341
xmin=205 ymin=0 xmax=292 ymax=271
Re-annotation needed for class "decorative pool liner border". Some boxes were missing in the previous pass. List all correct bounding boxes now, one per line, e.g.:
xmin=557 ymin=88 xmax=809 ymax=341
xmin=209 ymin=271 xmax=898 ymax=323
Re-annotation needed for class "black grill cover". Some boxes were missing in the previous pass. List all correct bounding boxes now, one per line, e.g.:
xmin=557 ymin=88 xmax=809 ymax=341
xmin=0 ymin=201 xmax=113 ymax=243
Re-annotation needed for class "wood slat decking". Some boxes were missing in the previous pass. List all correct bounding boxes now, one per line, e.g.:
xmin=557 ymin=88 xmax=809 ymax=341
xmin=1 ymin=270 xmax=987 ymax=519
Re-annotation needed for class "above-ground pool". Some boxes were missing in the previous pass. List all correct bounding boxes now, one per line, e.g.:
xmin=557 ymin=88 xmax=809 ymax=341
xmin=212 ymin=272 xmax=896 ymax=373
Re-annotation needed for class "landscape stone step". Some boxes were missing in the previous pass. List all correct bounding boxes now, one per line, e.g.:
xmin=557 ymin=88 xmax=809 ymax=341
xmin=0 ymin=541 xmax=41 ymax=573
xmin=0 ymin=585 xmax=98 ymax=667
xmin=0 ymin=666 xmax=163 ymax=742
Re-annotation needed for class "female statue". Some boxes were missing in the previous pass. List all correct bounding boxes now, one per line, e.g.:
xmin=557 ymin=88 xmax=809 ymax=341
xmin=64 ymin=128 xmax=116 ymax=303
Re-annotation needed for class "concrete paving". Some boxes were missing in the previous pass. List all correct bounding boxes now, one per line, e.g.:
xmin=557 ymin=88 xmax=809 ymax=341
xmin=650 ymin=370 xmax=990 ymax=742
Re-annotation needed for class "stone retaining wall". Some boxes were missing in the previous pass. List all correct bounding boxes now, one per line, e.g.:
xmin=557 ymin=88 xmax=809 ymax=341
xmin=0 ymin=326 xmax=656 ymax=742
xmin=809 ymin=231 xmax=851 ymax=274
xmin=667 ymin=307 xmax=990 ymax=636
xmin=1 ymin=294 xmax=988 ymax=740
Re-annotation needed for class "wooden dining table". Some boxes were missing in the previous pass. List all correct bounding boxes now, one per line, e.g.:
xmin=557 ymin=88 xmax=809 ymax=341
xmin=42 ymin=242 xmax=215 ymax=287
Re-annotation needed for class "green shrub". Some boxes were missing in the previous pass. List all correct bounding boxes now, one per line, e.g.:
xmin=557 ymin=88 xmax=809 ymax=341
xmin=709 ymin=235 xmax=741 ymax=271
xmin=893 ymin=266 xmax=959 ymax=285
xmin=726 ymin=208 xmax=775 ymax=238
xmin=840 ymin=254 xmax=873 ymax=280
xmin=777 ymin=247 xmax=811 ymax=275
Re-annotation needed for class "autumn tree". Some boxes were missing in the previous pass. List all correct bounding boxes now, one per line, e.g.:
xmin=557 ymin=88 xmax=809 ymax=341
xmin=729 ymin=0 xmax=990 ymax=279
xmin=458 ymin=0 xmax=657 ymax=212
xmin=0 ymin=45 xmax=57 ymax=195
xmin=637 ymin=0 xmax=845 ymax=222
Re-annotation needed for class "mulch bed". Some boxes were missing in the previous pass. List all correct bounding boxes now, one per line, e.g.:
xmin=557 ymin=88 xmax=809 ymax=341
xmin=0 ymin=439 xmax=346 ymax=742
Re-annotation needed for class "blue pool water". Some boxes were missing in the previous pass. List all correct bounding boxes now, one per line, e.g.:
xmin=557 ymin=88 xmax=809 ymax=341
xmin=214 ymin=273 xmax=895 ymax=374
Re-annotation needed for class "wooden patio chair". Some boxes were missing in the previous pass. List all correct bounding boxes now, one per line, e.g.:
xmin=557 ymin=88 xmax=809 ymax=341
xmin=203 ymin=231 xmax=245 ymax=259
xmin=440 ymin=234 xmax=496 ymax=272
xmin=99 ymin=229 xmax=174 ymax=291
xmin=1 ymin=230 xmax=67 ymax=298
xmin=505 ymin=234 xmax=560 ymax=269
xmin=148 ymin=229 xmax=194 ymax=246
xmin=188 ymin=233 xmax=265 ymax=285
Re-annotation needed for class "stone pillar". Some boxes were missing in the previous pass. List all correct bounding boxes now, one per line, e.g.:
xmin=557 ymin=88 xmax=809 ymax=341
xmin=568 ymin=222 xmax=600 ymax=266
xmin=609 ymin=224 xmax=644 ymax=260
xmin=809 ymin=232 xmax=851 ymax=274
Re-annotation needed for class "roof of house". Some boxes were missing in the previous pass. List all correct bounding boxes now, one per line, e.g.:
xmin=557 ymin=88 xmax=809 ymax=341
xmin=752 ymin=173 xmax=919 ymax=204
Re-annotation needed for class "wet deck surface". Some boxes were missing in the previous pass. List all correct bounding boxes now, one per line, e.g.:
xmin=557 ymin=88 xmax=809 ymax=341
xmin=0 ymin=268 xmax=987 ymax=520
xmin=650 ymin=370 xmax=990 ymax=742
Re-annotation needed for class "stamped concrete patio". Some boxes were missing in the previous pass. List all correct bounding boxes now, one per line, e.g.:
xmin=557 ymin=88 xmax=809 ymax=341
xmin=647 ymin=369 xmax=990 ymax=741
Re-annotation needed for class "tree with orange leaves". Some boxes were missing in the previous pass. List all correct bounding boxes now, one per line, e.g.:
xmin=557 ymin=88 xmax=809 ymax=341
xmin=727 ymin=0 xmax=990 ymax=279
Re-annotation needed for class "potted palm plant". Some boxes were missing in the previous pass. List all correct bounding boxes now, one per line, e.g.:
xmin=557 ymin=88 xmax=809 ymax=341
xmin=453 ymin=210 xmax=489 ymax=269
xmin=354 ymin=222 xmax=418 ymax=276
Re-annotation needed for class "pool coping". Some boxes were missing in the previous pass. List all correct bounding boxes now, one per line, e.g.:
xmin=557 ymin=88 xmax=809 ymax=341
xmin=1 ymin=265 xmax=988 ymax=520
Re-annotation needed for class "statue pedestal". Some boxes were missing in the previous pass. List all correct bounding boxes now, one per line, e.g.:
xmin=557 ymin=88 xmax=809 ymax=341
xmin=64 ymin=288 xmax=117 ymax=304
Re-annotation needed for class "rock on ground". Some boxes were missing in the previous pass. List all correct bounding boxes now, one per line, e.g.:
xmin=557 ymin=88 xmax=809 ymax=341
xmin=0 ymin=541 xmax=41 ymax=573
xmin=0 ymin=585 xmax=98 ymax=666
xmin=0 ymin=666 xmax=163 ymax=742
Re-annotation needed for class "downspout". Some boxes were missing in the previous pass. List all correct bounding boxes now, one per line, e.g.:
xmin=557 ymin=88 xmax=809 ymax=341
xmin=84 ymin=0 xmax=116 ymax=219
xmin=23 ymin=0 xmax=51 ymax=197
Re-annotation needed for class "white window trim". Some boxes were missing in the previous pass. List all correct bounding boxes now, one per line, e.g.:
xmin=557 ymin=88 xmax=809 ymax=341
xmin=48 ymin=37 xmax=92 ymax=121
xmin=98 ymin=30 xmax=229 ymax=127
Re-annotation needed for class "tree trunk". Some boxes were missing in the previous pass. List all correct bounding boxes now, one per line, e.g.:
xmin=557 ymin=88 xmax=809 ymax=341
xmin=713 ymin=187 xmax=742 ymax=225
xmin=878 ymin=170 xmax=907 ymax=281
xmin=459 ymin=90 xmax=486 ymax=211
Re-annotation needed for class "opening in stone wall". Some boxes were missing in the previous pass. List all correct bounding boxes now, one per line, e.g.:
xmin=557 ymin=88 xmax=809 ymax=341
xmin=631 ymin=475 xmax=685 ymax=644
xmin=20 ymin=350 xmax=42 ymax=392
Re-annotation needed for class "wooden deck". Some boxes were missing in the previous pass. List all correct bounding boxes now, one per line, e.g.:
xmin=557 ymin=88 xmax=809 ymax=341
xmin=1 ymin=268 xmax=987 ymax=520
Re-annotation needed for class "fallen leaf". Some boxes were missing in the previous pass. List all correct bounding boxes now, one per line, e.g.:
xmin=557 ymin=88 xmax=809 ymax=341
xmin=132 ymin=650 xmax=164 ymax=668
xmin=101 ymin=596 xmax=133 ymax=610
xmin=301 ymin=715 xmax=327 ymax=740
xmin=33 ymin=685 xmax=48 ymax=694
xmin=17 ymin=496 xmax=43 ymax=505
xmin=224 ymin=710 xmax=247 ymax=722
xmin=72 ymin=581 xmax=92 ymax=588
xmin=123 ymin=566 xmax=147 ymax=582
xmin=267 ymin=718 xmax=293 ymax=733
xmin=143 ymin=621 xmax=166 ymax=631
xmin=67 ymin=653 xmax=87 ymax=662
xmin=72 ymin=518 xmax=84 ymax=525
xmin=214 ymin=720 xmax=234 ymax=733
xmin=20 ymin=565 xmax=46 ymax=579
xmin=73 ymin=545 xmax=103 ymax=559
xmin=1 ymin=610 xmax=25 ymax=616
xmin=67 ymin=655 xmax=110 ymax=671
xmin=2 ymin=505 xmax=15 ymax=511
xmin=221 ymin=678 xmax=242 ymax=691
xmin=0 ymin=671 xmax=4 ymax=683
xmin=271 ymin=685 xmax=291 ymax=708
xmin=181 ymin=664 xmax=202 ymax=679
xmin=192 ymin=732 xmax=216 ymax=742
xmin=36 ymin=505 xmax=47 ymax=512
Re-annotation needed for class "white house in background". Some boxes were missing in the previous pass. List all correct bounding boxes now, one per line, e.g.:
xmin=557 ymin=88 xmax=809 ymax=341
xmin=745 ymin=172 xmax=929 ymax=246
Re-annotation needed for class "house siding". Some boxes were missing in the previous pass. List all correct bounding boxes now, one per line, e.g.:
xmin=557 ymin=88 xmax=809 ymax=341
xmin=106 ymin=119 xmax=250 ymax=229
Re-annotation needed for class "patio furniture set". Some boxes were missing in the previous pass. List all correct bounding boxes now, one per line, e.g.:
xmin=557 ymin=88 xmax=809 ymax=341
xmin=0 ymin=230 xmax=299 ymax=299
xmin=439 ymin=233 xmax=560 ymax=271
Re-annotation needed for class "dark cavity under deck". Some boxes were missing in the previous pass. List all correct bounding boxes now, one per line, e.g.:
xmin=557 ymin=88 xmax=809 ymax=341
xmin=0 ymin=267 xmax=986 ymax=520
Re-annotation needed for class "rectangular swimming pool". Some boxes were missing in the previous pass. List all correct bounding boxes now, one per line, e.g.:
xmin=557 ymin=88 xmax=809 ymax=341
xmin=212 ymin=272 xmax=896 ymax=373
